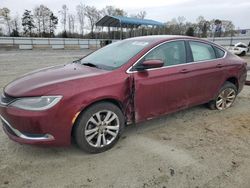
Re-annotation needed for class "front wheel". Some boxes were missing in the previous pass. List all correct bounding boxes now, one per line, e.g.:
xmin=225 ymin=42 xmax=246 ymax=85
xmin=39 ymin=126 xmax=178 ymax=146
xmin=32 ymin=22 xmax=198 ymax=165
xmin=73 ymin=102 xmax=125 ymax=153
xmin=208 ymin=82 xmax=237 ymax=110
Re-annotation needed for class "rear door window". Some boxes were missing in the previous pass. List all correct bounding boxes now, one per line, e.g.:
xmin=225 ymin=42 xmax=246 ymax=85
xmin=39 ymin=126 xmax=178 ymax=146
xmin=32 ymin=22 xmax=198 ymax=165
xmin=189 ymin=41 xmax=216 ymax=62
xmin=214 ymin=46 xmax=225 ymax=58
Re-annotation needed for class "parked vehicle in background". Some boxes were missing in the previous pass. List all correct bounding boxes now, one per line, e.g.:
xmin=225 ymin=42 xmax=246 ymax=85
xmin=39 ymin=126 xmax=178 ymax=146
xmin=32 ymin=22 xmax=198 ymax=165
xmin=227 ymin=42 xmax=249 ymax=56
xmin=0 ymin=35 xmax=247 ymax=153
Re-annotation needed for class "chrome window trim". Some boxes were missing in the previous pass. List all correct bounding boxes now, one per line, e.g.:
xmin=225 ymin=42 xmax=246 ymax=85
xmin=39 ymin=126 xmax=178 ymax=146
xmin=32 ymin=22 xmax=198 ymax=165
xmin=126 ymin=39 xmax=227 ymax=74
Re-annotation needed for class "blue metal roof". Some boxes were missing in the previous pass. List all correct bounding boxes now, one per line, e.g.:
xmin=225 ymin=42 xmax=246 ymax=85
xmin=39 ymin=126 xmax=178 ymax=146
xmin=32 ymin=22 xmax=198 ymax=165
xmin=96 ymin=15 xmax=165 ymax=27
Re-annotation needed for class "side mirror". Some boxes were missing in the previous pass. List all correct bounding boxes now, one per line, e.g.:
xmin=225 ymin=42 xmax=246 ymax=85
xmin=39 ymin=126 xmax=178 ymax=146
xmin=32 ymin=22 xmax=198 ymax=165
xmin=135 ymin=59 xmax=164 ymax=71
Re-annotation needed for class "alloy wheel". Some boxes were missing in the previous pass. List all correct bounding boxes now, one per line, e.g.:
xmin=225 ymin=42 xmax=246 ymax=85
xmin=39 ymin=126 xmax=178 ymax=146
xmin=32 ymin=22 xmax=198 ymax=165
xmin=84 ymin=110 xmax=120 ymax=148
xmin=216 ymin=88 xmax=236 ymax=110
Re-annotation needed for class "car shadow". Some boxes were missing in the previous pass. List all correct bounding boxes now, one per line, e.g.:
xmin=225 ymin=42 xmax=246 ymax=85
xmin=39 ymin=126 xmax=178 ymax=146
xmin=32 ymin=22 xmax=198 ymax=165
xmin=1 ymin=104 xmax=216 ymax=157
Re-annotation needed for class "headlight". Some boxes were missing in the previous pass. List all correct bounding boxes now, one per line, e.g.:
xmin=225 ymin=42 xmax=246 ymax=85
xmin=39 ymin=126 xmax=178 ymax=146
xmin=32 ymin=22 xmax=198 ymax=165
xmin=9 ymin=96 xmax=62 ymax=111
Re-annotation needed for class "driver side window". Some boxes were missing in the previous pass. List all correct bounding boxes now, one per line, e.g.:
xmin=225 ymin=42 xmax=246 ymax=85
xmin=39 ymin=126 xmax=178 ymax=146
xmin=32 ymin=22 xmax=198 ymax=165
xmin=143 ymin=41 xmax=186 ymax=66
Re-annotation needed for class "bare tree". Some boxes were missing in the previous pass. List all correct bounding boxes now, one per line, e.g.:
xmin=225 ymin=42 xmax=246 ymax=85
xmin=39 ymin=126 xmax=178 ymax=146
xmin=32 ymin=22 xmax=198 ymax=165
xmin=224 ymin=21 xmax=235 ymax=36
xmin=34 ymin=6 xmax=42 ymax=36
xmin=137 ymin=11 xmax=147 ymax=19
xmin=41 ymin=6 xmax=51 ymax=36
xmin=68 ymin=14 xmax=76 ymax=34
xmin=34 ymin=5 xmax=55 ymax=37
xmin=101 ymin=6 xmax=127 ymax=17
xmin=196 ymin=16 xmax=210 ymax=37
xmin=84 ymin=6 xmax=101 ymax=38
xmin=76 ymin=3 xmax=85 ymax=36
xmin=130 ymin=11 xmax=147 ymax=19
xmin=59 ymin=5 xmax=68 ymax=34
xmin=166 ymin=16 xmax=187 ymax=35
xmin=1 ymin=7 xmax=11 ymax=35
xmin=11 ymin=15 xmax=20 ymax=36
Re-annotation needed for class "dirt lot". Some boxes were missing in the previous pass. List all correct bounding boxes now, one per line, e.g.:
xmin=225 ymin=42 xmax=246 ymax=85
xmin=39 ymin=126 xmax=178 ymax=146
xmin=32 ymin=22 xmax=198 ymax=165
xmin=0 ymin=50 xmax=250 ymax=188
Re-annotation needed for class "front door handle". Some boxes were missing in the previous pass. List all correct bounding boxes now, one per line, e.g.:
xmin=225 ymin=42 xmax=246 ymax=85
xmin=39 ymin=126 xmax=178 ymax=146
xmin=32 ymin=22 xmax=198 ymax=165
xmin=180 ymin=69 xmax=189 ymax=73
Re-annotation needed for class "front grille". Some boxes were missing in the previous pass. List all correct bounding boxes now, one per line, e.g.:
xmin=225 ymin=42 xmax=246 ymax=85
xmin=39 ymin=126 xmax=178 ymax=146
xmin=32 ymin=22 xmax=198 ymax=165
xmin=0 ymin=93 xmax=16 ymax=105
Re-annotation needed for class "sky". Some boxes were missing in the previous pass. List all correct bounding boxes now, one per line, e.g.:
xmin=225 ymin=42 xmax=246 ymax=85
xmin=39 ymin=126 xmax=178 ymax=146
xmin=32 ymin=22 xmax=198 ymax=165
xmin=1 ymin=0 xmax=250 ymax=30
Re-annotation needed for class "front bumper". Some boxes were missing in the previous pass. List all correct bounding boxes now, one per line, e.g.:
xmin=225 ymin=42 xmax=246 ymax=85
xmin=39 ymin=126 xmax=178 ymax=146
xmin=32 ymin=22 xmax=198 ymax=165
xmin=0 ymin=99 xmax=74 ymax=146
xmin=1 ymin=115 xmax=55 ymax=144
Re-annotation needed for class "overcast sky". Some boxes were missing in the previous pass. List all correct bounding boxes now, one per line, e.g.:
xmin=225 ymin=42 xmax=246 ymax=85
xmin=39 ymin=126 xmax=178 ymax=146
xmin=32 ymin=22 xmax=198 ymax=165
xmin=1 ymin=0 xmax=250 ymax=29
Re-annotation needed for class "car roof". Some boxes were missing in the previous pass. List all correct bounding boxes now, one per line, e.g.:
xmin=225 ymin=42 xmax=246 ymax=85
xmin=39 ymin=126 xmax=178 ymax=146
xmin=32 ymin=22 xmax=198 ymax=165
xmin=126 ymin=35 xmax=196 ymax=41
xmin=124 ymin=35 xmax=226 ymax=51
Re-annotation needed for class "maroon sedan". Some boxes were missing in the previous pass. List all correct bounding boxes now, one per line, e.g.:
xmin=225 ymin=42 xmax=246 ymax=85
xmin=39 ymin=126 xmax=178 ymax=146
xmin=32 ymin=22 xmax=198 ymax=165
xmin=0 ymin=36 xmax=247 ymax=153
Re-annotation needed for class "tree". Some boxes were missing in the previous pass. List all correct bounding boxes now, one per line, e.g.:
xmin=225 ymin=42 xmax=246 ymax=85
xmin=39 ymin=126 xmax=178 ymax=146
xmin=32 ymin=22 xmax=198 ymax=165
xmin=68 ymin=14 xmax=75 ymax=34
xmin=76 ymin=3 xmax=85 ymax=36
xmin=186 ymin=27 xmax=194 ymax=36
xmin=101 ymin=6 xmax=127 ymax=17
xmin=34 ymin=5 xmax=53 ymax=37
xmin=176 ymin=16 xmax=187 ymax=35
xmin=196 ymin=16 xmax=210 ymax=37
xmin=22 ymin=10 xmax=35 ymax=37
xmin=10 ymin=15 xmax=20 ymax=37
xmin=101 ymin=6 xmax=115 ymax=16
xmin=131 ymin=11 xmax=147 ymax=19
xmin=137 ymin=11 xmax=147 ymax=19
xmin=113 ymin=8 xmax=127 ymax=17
xmin=49 ymin=13 xmax=58 ymax=37
xmin=59 ymin=4 xmax=68 ymax=36
xmin=34 ymin=6 xmax=42 ymax=36
xmin=166 ymin=17 xmax=187 ymax=35
xmin=1 ymin=7 xmax=11 ymax=35
xmin=223 ymin=21 xmax=235 ymax=37
xmin=84 ymin=6 xmax=101 ymax=39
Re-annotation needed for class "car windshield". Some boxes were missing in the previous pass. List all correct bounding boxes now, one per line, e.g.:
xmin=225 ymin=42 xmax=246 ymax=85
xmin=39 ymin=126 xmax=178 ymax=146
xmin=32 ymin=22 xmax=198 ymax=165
xmin=80 ymin=39 xmax=152 ymax=70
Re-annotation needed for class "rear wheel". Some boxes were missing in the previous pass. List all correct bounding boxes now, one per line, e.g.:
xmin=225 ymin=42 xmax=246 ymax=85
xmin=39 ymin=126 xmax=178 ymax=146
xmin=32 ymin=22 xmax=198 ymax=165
xmin=73 ymin=102 xmax=125 ymax=153
xmin=208 ymin=82 xmax=237 ymax=110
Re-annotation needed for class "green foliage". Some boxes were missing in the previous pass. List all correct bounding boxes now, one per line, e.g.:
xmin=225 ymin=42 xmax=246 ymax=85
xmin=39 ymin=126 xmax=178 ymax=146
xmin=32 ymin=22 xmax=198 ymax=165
xmin=22 ymin=10 xmax=35 ymax=36
xmin=49 ymin=13 xmax=58 ymax=37
xmin=186 ymin=27 xmax=194 ymax=36
xmin=10 ymin=29 xmax=19 ymax=37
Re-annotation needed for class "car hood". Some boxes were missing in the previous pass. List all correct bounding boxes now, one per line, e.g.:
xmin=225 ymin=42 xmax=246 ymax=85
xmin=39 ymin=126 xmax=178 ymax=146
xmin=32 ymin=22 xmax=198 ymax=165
xmin=4 ymin=63 xmax=108 ymax=97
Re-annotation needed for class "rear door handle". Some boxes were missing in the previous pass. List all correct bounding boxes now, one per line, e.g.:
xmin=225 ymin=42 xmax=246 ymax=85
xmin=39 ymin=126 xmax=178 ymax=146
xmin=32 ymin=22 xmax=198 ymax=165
xmin=180 ymin=69 xmax=189 ymax=73
xmin=216 ymin=64 xmax=223 ymax=68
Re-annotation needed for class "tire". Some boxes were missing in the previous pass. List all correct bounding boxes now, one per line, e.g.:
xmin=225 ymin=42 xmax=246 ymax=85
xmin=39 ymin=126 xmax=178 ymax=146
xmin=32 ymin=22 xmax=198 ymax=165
xmin=208 ymin=81 xmax=237 ymax=110
xmin=239 ymin=51 xmax=246 ymax=56
xmin=73 ymin=102 xmax=125 ymax=153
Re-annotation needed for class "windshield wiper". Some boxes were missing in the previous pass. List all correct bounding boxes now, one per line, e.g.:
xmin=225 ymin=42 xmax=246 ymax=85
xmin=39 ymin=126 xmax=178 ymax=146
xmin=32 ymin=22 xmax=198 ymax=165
xmin=82 ymin=62 xmax=100 ymax=69
xmin=72 ymin=57 xmax=84 ymax=64
xmin=72 ymin=60 xmax=81 ymax=63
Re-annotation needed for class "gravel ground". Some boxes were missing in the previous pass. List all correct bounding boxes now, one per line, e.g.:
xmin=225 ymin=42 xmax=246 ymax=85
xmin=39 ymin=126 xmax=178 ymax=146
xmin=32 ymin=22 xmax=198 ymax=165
xmin=0 ymin=50 xmax=250 ymax=188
